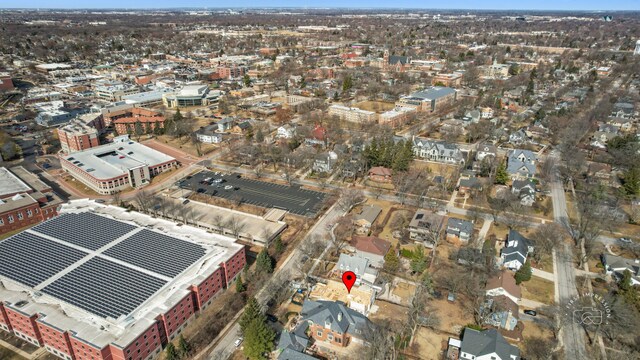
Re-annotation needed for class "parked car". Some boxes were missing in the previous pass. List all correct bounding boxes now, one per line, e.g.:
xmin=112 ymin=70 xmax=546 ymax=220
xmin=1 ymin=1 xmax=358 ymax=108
xmin=619 ymin=237 xmax=632 ymax=244
xmin=224 ymin=185 xmax=234 ymax=190
xmin=524 ymin=309 xmax=537 ymax=316
xmin=234 ymin=337 xmax=243 ymax=347
xmin=197 ymin=188 xmax=206 ymax=193
xmin=182 ymin=199 xmax=190 ymax=205
xmin=266 ymin=314 xmax=278 ymax=323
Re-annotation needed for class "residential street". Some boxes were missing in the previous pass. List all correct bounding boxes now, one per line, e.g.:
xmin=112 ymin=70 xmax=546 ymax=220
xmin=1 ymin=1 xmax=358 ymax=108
xmin=550 ymin=164 xmax=588 ymax=359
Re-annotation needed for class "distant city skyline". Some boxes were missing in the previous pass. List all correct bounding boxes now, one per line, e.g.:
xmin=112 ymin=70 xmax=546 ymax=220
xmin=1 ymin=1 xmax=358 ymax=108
xmin=3 ymin=0 xmax=639 ymax=11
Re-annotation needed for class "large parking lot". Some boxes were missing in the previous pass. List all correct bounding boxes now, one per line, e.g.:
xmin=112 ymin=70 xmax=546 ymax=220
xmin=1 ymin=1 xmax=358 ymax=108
xmin=180 ymin=171 xmax=327 ymax=217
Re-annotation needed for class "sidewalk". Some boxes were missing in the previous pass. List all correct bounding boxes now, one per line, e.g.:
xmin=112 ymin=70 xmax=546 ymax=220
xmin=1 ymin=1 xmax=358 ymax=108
xmin=532 ymin=268 xmax=555 ymax=282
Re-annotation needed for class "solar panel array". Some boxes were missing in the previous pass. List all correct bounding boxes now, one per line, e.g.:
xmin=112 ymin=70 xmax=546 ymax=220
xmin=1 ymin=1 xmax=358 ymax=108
xmin=0 ymin=233 xmax=87 ymax=287
xmin=42 ymin=257 xmax=167 ymax=319
xmin=104 ymin=229 xmax=206 ymax=278
xmin=32 ymin=213 xmax=137 ymax=250
xmin=0 ymin=212 xmax=212 ymax=319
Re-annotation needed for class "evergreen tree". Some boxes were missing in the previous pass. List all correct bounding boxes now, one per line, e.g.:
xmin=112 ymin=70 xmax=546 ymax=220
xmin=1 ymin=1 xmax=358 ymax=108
xmin=165 ymin=342 xmax=178 ymax=360
xmin=619 ymin=269 xmax=632 ymax=292
xmin=236 ymin=275 xmax=246 ymax=293
xmin=410 ymin=246 xmax=428 ymax=274
xmin=255 ymin=128 xmax=264 ymax=143
xmin=514 ymin=260 xmax=532 ymax=284
xmin=495 ymin=163 xmax=509 ymax=185
xmin=173 ymin=108 xmax=183 ymax=122
xmin=134 ymin=120 xmax=144 ymax=141
xmin=273 ymin=236 xmax=285 ymax=255
xmin=178 ymin=335 xmax=191 ymax=357
xmin=421 ymin=271 xmax=434 ymax=294
xmin=383 ymin=248 xmax=400 ymax=273
xmin=243 ymin=315 xmax=275 ymax=360
xmin=240 ymin=297 xmax=263 ymax=333
xmin=623 ymin=167 xmax=640 ymax=197
xmin=255 ymin=249 xmax=273 ymax=273
xmin=342 ymin=75 xmax=353 ymax=92
xmin=243 ymin=74 xmax=252 ymax=87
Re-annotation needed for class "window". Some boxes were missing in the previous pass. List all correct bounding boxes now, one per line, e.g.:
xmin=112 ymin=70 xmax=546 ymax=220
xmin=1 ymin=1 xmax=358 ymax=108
xmin=8 ymin=215 xmax=14 ymax=223
xmin=26 ymin=209 xmax=32 ymax=217
xmin=0 ymin=218 xmax=4 ymax=225
xmin=317 ymin=331 xmax=322 ymax=337
xmin=327 ymin=333 xmax=333 ymax=341
xmin=17 ymin=212 xmax=23 ymax=220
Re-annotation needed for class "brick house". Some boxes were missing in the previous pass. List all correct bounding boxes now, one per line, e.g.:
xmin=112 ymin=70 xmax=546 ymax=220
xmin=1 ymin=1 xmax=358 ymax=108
xmin=299 ymin=300 xmax=371 ymax=348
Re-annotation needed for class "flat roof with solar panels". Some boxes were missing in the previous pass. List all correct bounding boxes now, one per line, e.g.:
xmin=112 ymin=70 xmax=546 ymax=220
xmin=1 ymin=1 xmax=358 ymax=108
xmin=0 ymin=199 xmax=244 ymax=349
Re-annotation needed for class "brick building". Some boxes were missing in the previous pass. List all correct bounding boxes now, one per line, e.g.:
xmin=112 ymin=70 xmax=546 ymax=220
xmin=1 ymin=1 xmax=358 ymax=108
xmin=58 ymin=113 xmax=104 ymax=154
xmin=0 ymin=167 xmax=63 ymax=235
xmin=113 ymin=111 xmax=165 ymax=136
xmin=59 ymin=138 xmax=177 ymax=195
xmin=0 ymin=200 xmax=246 ymax=360
xmin=103 ymin=107 xmax=163 ymax=128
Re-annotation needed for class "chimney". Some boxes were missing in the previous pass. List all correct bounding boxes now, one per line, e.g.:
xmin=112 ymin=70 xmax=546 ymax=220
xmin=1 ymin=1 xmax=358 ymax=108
xmin=337 ymin=312 xmax=343 ymax=322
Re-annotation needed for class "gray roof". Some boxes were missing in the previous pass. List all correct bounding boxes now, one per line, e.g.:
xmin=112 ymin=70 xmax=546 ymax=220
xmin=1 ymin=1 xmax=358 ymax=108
xmin=277 ymin=325 xmax=310 ymax=354
xmin=412 ymin=138 xmax=463 ymax=160
xmin=196 ymin=124 xmax=220 ymax=136
xmin=409 ymin=86 xmax=456 ymax=100
xmin=300 ymin=300 xmax=370 ymax=337
xmin=460 ymin=328 xmax=520 ymax=359
xmin=512 ymin=179 xmax=536 ymax=192
xmin=388 ymin=55 xmax=410 ymax=65
xmin=502 ymin=230 xmax=531 ymax=265
xmin=278 ymin=348 xmax=317 ymax=360
xmin=447 ymin=217 xmax=474 ymax=235
xmin=603 ymin=254 xmax=640 ymax=277
xmin=336 ymin=253 xmax=369 ymax=277
xmin=507 ymin=149 xmax=537 ymax=177
xmin=354 ymin=205 xmax=382 ymax=224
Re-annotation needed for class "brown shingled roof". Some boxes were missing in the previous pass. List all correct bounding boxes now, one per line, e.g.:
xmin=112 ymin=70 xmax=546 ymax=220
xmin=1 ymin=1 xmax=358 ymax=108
xmin=485 ymin=271 xmax=521 ymax=300
xmin=352 ymin=236 xmax=391 ymax=256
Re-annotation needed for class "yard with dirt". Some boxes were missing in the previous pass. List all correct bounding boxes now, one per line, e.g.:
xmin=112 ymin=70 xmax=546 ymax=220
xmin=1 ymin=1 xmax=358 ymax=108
xmin=354 ymin=100 xmax=395 ymax=112
xmin=410 ymin=327 xmax=449 ymax=359
xmin=521 ymin=276 xmax=555 ymax=305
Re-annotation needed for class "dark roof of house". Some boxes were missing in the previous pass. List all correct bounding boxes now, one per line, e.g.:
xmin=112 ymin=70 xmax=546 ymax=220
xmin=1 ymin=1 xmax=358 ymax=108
xmin=447 ymin=217 xmax=474 ymax=234
xmin=277 ymin=324 xmax=310 ymax=354
xmin=460 ymin=328 xmax=520 ymax=360
xmin=459 ymin=178 xmax=482 ymax=189
xmin=300 ymin=300 xmax=370 ymax=337
xmin=388 ymin=55 xmax=410 ymax=65
xmin=512 ymin=179 xmax=536 ymax=192
xmin=278 ymin=348 xmax=317 ymax=360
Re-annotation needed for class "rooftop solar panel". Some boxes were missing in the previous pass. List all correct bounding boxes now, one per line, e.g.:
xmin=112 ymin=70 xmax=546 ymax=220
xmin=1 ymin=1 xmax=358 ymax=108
xmin=0 ymin=232 xmax=87 ymax=287
xmin=42 ymin=257 xmax=167 ymax=319
xmin=32 ymin=213 xmax=137 ymax=250
xmin=103 ymin=229 xmax=206 ymax=278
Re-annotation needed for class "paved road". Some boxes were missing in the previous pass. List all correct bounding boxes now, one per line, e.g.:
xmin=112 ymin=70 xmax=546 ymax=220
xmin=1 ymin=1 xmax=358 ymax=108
xmin=205 ymin=202 xmax=346 ymax=360
xmin=549 ymin=162 xmax=588 ymax=359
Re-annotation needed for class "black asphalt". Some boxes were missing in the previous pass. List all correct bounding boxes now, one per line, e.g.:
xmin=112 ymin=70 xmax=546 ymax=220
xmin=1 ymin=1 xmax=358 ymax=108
xmin=179 ymin=171 xmax=327 ymax=217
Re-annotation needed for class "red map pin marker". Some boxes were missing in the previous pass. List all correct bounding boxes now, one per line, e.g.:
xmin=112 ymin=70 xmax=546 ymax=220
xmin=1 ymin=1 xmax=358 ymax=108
xmin=342 ymin=271 xmax=356 ymax=293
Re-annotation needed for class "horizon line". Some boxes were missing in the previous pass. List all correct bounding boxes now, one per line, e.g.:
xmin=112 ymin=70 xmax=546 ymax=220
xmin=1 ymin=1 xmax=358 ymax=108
xmin=1 ymin=7 xmax=639 ymax=11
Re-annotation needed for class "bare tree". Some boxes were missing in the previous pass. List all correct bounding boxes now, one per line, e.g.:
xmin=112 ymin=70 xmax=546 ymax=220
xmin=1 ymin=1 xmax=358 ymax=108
xmin=337 ymin=189 xmax=365 ymax=211
xmin=530 ymin=223 xmax=562 ymax=262
xmin=134 ymin=190 xmax=153 ymax=213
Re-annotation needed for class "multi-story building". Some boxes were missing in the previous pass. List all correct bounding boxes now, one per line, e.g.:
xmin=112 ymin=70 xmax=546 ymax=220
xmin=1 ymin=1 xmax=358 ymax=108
xmin=396 ymin=86 xmax=457 ymax=112
xmin=162 ymin=85 xmax=223 ymax=108
xmin=379 ymin=107 xmax=416 ymax=128
xmin=112 ymin=108 xmax=165 ymax=136
xmin=0 ymin=200 xmax=245 ymax=360
xmin=432 ymin=73 xmax=463 ymax=88
xmin=217 ymin=66 xmax=247 ymax=79
xmin=0 ymin=167 xmax=62 ymax=235
xmin=94 ymin=84 xmax=140 ymax=102
xmin=328 ymin=105 xmax=377 ymax=124
xmin=59 ymin=138 xmax=177 ymax=195
xmin=412 ymin=137 xmax=465 ymax=164
xmin=58 ymin=114 xmax=104 ymax=154
xmin=299 ymin=300 xmax=371 ymax=347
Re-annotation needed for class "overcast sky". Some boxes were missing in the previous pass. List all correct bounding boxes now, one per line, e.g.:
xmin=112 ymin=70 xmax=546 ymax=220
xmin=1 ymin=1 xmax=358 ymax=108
xmin=5 ymin=0 xmax=639 ymax=10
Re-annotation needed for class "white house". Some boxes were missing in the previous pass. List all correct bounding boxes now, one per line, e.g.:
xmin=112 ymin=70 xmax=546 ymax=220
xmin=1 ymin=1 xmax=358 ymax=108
xmin=277 ymin=124 xmax=296 ymax=139
xmin=500 ymin=230 xmax=533 ymax=271
xmin=196 ymin=125 xmax=223 ymax=144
